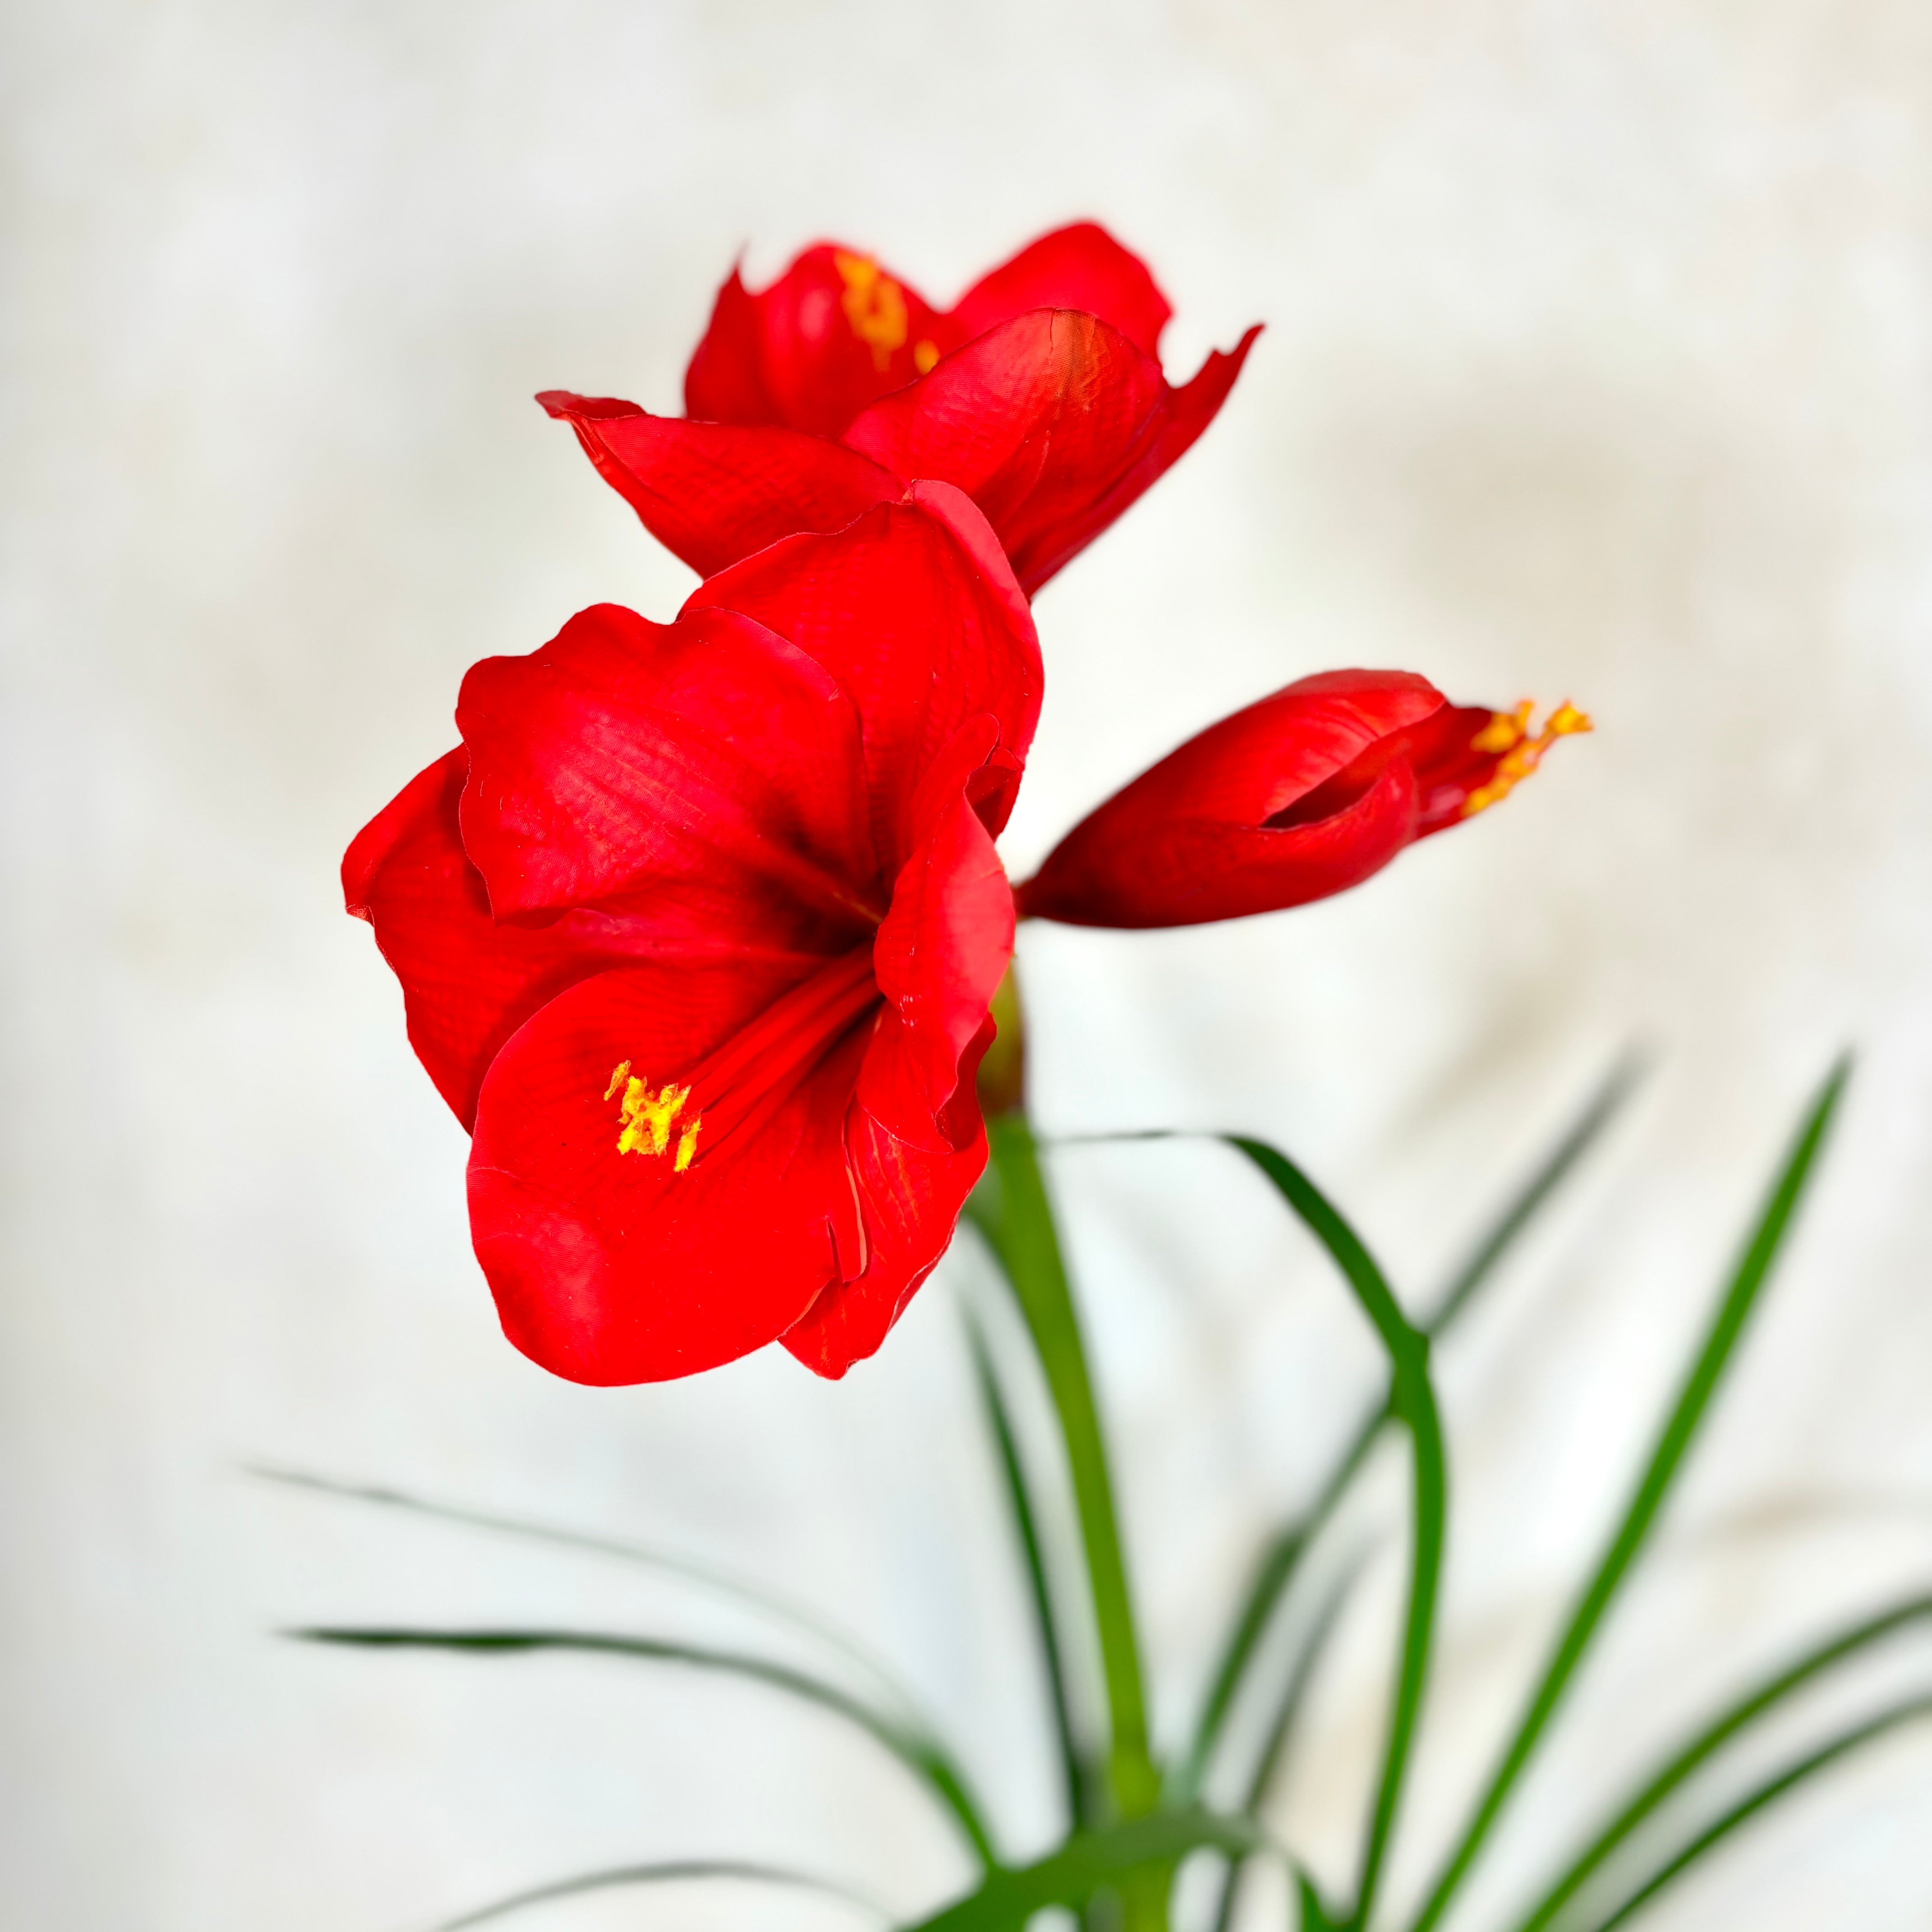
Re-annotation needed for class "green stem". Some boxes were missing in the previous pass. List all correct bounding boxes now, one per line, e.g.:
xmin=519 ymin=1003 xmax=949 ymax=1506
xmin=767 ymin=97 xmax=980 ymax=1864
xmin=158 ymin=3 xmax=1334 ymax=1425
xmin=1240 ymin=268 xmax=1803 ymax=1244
xmin=983 ymin=1110 xmax=1159 ymax=1824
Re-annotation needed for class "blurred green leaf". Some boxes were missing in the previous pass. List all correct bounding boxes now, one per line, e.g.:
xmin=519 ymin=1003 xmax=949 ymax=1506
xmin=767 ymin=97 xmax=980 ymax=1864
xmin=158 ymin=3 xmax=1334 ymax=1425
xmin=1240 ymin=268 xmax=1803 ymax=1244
xmin=249 ymin=1464 xmax=916 ymax=1717
xmin=1225 ymin=1136 xmax=1445 ymax=1932
xmin=289 ymin=1625 xmax=996 ymax=1869
xmin=1297 ymin=1871 xmax=1347 ymax=1932
xmin=1406 ymin=1056 xmax=1850 ymax=1932
xmin=899 ymin=1808 xmax=1263 ymax=1931
xmin=965 ymin=1311 xmax=1091 ymax=1831
xmin=1178 ymin=1058 xmax=1638 ymax=1801
xmin=1581 ymin=1693 xmax=1932 ymax=1932
xmin=1208 ymin=1559 xmax=1368 ymax=1932
xmin=433 ymin=1858 xmax=886 ymax=1931
xmin=1509 ymin=1589 xmax=1932 ymax=1932
xmin=982 ymin=1111 xmax=1159 ymax=1820
xmin=1427 ymin=1053 xmax=1644 ymax=1337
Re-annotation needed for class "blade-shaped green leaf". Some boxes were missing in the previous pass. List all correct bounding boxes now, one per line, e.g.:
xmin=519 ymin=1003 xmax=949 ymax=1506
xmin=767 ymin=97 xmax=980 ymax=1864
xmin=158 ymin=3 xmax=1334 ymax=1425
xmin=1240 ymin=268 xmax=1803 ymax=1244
xmin=1582 ymin=1693 xmax=1932 ymax=1932
xmin=1406 ymin=1057 xmax=1850 ymax=1932
xmin=1426 ymin=1053 xmax=1644 ymax=1337
xmin=435 ymin=1858 xmax=886 ymax=1931
xmin=1226 ymin=1136 xmax=1446 ymax=1932
xmin=981 ymin=1111 xmax=1159 ymax=1819
xmin=1509 ymin=1590 xmax=1932 ymax=1932
xmin=1209 ymin=1559 xmax=1369 ymax=1932
xmin=899 ymin=1809 xmax=1264 ymax=1932
xmin=290 ymin=1626 xmax=996 ymax=1869
xmin=965 ymin=1311 xmax=1091 ymax=1832
xmin=1176 ymin=1058 xmax=1638 ymax=1799
xmin=249 ymin=1463 xmax=917 ymax=1718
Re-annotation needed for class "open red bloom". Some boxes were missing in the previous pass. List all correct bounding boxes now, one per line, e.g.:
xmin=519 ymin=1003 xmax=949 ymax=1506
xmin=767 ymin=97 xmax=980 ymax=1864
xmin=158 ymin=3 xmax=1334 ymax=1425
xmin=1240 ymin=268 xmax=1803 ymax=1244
xmin=1017 ymin=673 xmax=1589 ymax=928
xmin=539 ymin=222 xmax=1260 ymax=596
xmin=344 ymin=483 xmax=1040 ymax=1384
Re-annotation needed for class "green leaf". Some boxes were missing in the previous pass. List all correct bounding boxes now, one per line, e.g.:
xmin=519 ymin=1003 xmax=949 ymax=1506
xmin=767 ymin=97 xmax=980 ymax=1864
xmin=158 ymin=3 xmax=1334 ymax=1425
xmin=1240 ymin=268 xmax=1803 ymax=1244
xmin=964 ymin=1311 xmax=1091 ymax=1832
xmin=898 ymin=1808 xmax=1264 ymax=1932
xmin=1508 ymin=1590 xmax=1932 ymax=1932
xmin=981 ymin=1111 xmax=1159 ymax=1819
xmin=1297 ymin=1871 xmax=1348 ymax=1932
xmin=1208 ymin=1561 xmax=1368 ymax=1932
xmin=248 ymin=1463 xmax=917 ymax=1719
xmin=1176 ymin=1058 xmax=1638 ymax=1801
xmin=1406 ymin=1056 xmax=1850 ymax=1932
xmin=1225 ymin=1137 xmax=1446 ymax=1932
xmin=433 ymin=1858 xmax=886 ymax=1931
xmin=289 ymin=1625 xmax=997 ymax=1869
xmin=1581 ymin=1692 xmax=1932 ymax=1932
xmin=1426 ymin=1053 xmax=1644 ymax=1338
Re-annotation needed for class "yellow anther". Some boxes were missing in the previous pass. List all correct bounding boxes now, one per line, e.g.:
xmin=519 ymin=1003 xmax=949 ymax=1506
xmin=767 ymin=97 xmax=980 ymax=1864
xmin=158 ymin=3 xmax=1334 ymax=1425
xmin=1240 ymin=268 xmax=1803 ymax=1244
xmin=913 ymin=338 xmax=940 ymax=375
xmin=1462 ymin=699 xmax=1593 ymax=818
xmin=834 ymin=250 xmax=909 ymax=370
xmin=609 ymin=1065 xmax=702 ymax=1168
xmin=1471 ymin=701 xmax=1533 ymax=755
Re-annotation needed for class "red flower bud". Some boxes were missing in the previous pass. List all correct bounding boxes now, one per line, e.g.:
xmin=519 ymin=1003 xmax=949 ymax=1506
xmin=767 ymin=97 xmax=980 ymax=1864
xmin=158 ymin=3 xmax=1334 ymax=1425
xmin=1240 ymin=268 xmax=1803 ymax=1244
xmin=1016 ymin=673 xmax=1590 ymax=929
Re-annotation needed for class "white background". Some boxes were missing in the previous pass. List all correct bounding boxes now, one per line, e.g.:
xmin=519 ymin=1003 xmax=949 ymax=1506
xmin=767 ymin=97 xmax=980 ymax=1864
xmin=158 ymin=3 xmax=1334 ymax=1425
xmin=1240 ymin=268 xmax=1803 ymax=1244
xmin=3 ymin=2 xmax=1930 ymax=1927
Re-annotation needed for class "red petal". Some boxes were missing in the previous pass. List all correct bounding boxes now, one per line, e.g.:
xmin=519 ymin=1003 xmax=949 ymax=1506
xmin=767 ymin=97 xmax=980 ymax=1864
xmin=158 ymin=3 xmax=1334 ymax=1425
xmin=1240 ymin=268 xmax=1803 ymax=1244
xmin=780 ymin=1025 xmax=993 ymax=1379
xmin=843 ymin=312 xmax=1260 ymax=594
xmin=681 ymin=265 xmax=781 ymax=426
xmin=467 ymin=950 xmax=879 ymax=1384
xmin=684 ymin=245 xmax=954 ymax=438
xmin=950 ymin=221 xmax=1173 ymax=359
xmin=537 ymin=392 xmax=902 ymax=580
xmin=1017 ymin=671 xmax=1446 ymax=928
xmin=1404 ymin=704 xmax=1520 ymax=832
xmin=343 ymin=750 xmax=653 ymax=1128
xmin=456 ymin=601 xmax=881 ymax=956
xmin=861 ymin=727 xmax=1015 ymax=1150
xmin=682 ymin=488 xmax=1041 ymax=872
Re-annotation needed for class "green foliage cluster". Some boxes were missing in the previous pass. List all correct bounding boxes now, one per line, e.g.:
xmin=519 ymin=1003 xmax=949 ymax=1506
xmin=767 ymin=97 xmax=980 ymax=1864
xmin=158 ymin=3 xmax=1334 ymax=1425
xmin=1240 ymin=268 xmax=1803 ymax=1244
xmin=279 ymin=1048 xmax=1932 ymax=1930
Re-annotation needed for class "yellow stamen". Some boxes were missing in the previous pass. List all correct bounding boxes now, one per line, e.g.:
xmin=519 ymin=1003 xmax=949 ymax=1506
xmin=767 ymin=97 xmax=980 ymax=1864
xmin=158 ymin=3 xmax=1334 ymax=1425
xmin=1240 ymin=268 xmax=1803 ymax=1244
xmin=1461 ymin=699 xmax=1593 ymax=818
xmin=912 ymin=338 xmax=940 ymax=375
xmin=834 ymin=250 xmax=909 ymax=371
xmin=1470 ymin=700 xmax=1532 ymax=755
xmin=608 ymin=1063 xmax=702 ymax=1168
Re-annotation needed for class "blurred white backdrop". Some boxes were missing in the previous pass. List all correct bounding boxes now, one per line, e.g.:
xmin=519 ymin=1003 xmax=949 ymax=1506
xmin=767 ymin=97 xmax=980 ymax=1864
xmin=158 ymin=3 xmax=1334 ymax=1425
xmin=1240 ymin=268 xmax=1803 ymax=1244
xmin=3 ymin=2 xmax=1931 ymax=1927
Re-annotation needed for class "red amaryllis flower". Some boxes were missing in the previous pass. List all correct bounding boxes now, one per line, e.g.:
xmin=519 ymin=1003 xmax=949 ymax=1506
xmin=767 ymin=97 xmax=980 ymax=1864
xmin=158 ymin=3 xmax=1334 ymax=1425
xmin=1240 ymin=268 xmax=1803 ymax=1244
xmin=1016 ymin=673 xmax=1589 ymax=928
xmin=343 ymin=483 xmax=1040 ymax=1384
xmin=539 ymin=221 xmax=1261 ymax=596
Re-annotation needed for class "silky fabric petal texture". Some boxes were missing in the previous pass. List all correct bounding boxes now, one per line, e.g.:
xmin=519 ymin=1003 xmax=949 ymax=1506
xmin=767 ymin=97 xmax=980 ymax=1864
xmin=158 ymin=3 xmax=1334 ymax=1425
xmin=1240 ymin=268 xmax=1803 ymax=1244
xmin=465 ymin=750 xmax=1017 ymax=1384
xmin=535 ymin=392 xmax=901 ymax=580
xmin=780 ymin=1018 xmax=996 ymax=1379
xmin=547 ymin=309 xmax=1260 ymax=598
xmin=860 ymin=717 xmax=1016 ymax=1151
xmin=343 ymin=749 xmax=663 ymax=1129
xmin=681 ymin=221 xmax=1173 ymax=438
xmin=681 ymin=483 xmax=1041 ymax=873
xmin=685 ymin=246 xmax=955 ymax=439
xmin=842 ymin=311 xmax=1264 ymax=594
xmin=1017 ymin=671 xmax=1459 ymax=929
xmin=455 ymin=600 xmax=881 ymax=958
xmin=444 ymin=502 xmax=1032 ymax=1383
xmin=948 ymin=221 xmax=1173 ymax=359
xmin=468 ymin=952 xmax=876 ymax=1384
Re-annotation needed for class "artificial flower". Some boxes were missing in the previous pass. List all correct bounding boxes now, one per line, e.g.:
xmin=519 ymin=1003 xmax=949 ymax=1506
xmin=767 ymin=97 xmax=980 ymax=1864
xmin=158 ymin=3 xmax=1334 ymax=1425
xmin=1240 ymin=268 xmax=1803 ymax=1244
xmin=344 ymin=483 xmax=1040 ymax=1384
xmin=540 ymin=221 xmax=1260 ymax=595
xmin=1016 ymin=672 xmax=1589 ymax=928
